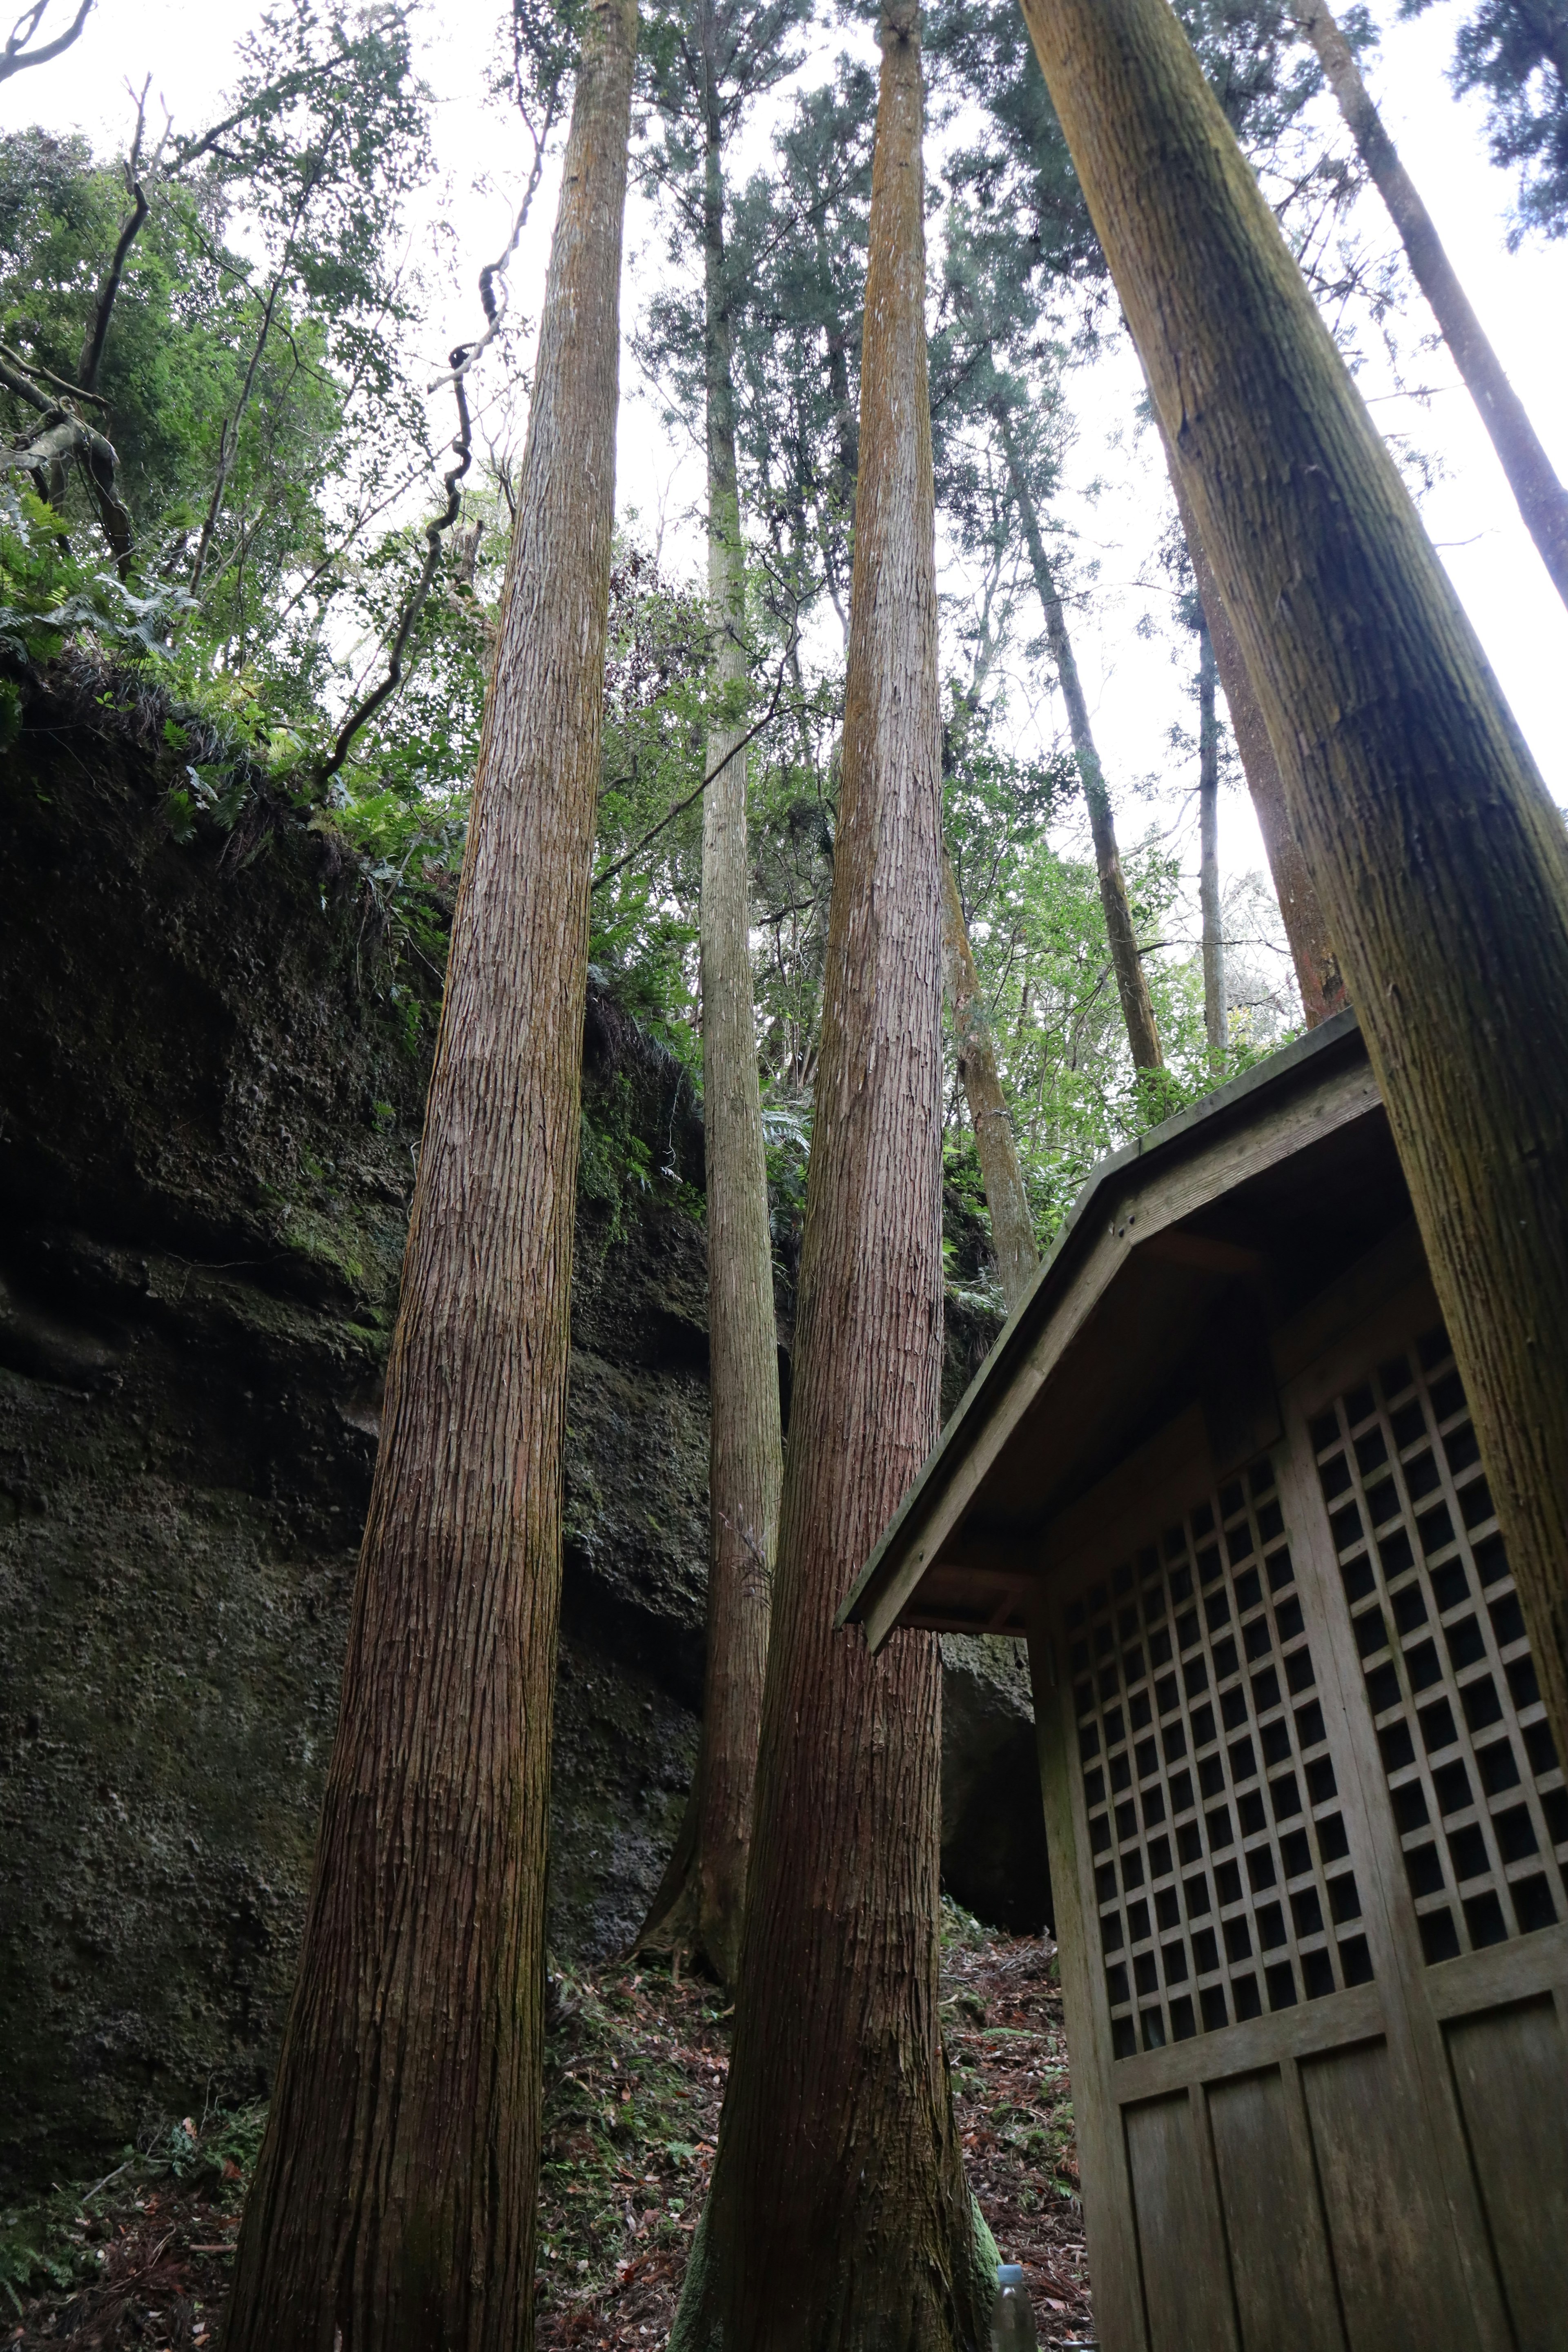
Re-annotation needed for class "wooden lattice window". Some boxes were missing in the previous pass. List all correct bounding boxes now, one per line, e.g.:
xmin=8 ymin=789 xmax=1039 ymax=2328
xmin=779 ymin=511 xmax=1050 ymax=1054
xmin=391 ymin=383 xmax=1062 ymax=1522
xmin=1311 ymin=1323 xmax=1568 ymax=1962
xmin=1069 ymin=1456 xmax=1372 ymax=2061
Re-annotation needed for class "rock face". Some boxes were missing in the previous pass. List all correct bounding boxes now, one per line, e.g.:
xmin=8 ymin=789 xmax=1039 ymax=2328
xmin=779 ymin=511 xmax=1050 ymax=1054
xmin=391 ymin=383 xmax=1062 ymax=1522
xmin=0 ymin=661 xmax=1044 ymax=2192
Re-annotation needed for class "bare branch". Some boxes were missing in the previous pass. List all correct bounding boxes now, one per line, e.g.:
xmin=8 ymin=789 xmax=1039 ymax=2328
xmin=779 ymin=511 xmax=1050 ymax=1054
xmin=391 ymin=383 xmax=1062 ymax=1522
xmin=316 ymin=347 xmax=476 ymax=786
xmin=0 ymin=340 xmax=109 ymax=408
xmin=591 ymin=636 xmax=799 ymax=894
xmin=4 ymin=409 xmax=133 ymax=574
xmin=77 ymin=176 xmax=149 ymax=394
xmin=424 ymin=97 xmax=563 ymax=403
xmin=0 ymin=0 xmax=93 ymax=84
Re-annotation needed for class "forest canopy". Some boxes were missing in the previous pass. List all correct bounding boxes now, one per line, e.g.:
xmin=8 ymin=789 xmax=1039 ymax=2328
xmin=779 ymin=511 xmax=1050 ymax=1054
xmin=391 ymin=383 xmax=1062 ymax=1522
xmin=1 ymin=0 xmax=1562 ymax=1268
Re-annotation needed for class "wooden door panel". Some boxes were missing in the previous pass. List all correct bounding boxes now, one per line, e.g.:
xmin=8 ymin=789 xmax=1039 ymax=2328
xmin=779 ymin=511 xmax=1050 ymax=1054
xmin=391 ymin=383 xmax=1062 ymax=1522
xmin=1446 ymin=1998 xmax=1568 ymax=2350
xmin=1124 ymin=2091 xmax=1238 ymax=2352
xmin=1301 ymin=2039 xmax=1478 ymax=2350
xmin=1207 ymin=2067 xmax=1345 ymax=2351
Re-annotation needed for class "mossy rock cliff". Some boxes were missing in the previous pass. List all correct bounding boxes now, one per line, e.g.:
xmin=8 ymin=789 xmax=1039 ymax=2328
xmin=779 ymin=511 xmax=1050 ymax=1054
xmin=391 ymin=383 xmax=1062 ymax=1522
xmin=0 ymin=659 xmax=1045 ymax=2193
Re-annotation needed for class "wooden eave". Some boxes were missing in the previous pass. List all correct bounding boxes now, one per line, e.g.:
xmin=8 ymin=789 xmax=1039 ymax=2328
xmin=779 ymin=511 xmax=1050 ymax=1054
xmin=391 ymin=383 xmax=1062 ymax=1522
xmin=838 ymin=1009 xmax=1413 ymax=1651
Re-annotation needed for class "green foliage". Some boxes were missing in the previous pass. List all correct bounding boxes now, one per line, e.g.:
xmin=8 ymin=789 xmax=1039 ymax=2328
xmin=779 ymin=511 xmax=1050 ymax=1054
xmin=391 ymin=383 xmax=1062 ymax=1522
xmin=1404 ymin=0 xmax=1568 ymax=241
xmin=0 ymin=2102 xmax=266 ymax=2314
xmin=0 ymin=0 xmax=437 ymax=736
xmin=0 ymin=485 xmax=191 ymax=664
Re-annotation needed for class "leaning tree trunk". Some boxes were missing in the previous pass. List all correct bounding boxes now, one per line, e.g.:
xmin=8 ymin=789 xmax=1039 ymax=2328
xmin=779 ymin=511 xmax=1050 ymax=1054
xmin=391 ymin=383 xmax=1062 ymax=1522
xmin=223 ymin=11 xmax=638 ymax=2349
xmin=633 ymin=18 xmax=783 ymax=1988
xmin=1166 ymin=452 xmax=1346 ymax=1025
xmin=1017 ymin=0 xmax=1568 ymax=1775
xmin=668 ymin=10 xmax=992 ymax=2346
xmin=994 ymin=405 xmax=1163 ymax=1072
xmin=942 ymin=841 xmax=1040 ymax=1312
xmin=1197 ymin=619 xmax=1226 ymax=1065
xmin=1295 ymin=0 xmax=1568 ymax=612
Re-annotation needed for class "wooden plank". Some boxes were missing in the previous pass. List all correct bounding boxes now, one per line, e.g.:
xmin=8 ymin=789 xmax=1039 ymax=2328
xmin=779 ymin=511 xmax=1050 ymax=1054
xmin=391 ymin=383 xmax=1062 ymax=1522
xmin=1036 ymin=1404 xmax=1209 ymax=1577
xmin=1445 ymin=1997 xmax=1568 ymax=2351
xmin=1140 ymin=1230 xmax=1264 ymax=1274
xmin=1207 ymin=2067 xmax=1346 ymax=2352
xmin=1301 ymin=2038 xmax=1483 ymax=2351
xmin=1029 ymin=1622 xmax=1150 ymax=2352
xmin=1123 ymin=2091 xmax=1240 ymax=2352
xmin=1269 ymin=1223 xmax=1430 ymax=1391
xmin=1109 ymin=1984 xmax=1385 ymax=2105
xmin=1423 ymin=1923 xmax=1568 ymax=2021
xmin=1277 ymin=1378 xmax=1516 ymax=2352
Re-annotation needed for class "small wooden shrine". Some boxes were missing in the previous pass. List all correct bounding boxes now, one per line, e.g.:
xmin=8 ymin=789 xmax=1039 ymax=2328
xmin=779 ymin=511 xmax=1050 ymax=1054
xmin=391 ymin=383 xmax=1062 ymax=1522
xmin=841 ymin=1009 xmax=1568 ymax=2352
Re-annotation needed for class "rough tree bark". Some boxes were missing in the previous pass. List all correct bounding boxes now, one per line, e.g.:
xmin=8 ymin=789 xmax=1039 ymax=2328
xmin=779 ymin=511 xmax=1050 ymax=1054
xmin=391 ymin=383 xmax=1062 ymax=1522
xmin=1167 ymin=454 xmax=1346 ymax=1024
xmin=1197 ymin=619 xmax=1226 ymax=1065
xmin=222 ymin=10 xmax=638 ymax=2349
xmin=668 ymin=9 xmax=992 ymax=2345
xmin=633 ymin=0 xmax=783 ymax=1987
xmin=994 ymin=404 xmax=1163 ymax=1071
xmin=942 ymin=841 xmax=1040 ymax=1312
xmin=1295 ymin=0 xmax=1568 ymax=612
xmin=1017 ymin=0 xmax=1568 ymax=1777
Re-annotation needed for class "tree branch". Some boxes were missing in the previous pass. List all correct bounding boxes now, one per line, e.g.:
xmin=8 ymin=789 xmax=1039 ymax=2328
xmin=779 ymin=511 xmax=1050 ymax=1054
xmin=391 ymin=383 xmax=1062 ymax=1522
xmin=77 ymin=181 xmax=148 ymax=394
xmin=0 ymin=0 xmax=92 ymax=83
xmin=591 ymin=641 xmax=796 ymax=893
xmin=316 ymin=351 xmax=475 ymax=786
xmin=0 ymin=340 xmax=108 ymax=408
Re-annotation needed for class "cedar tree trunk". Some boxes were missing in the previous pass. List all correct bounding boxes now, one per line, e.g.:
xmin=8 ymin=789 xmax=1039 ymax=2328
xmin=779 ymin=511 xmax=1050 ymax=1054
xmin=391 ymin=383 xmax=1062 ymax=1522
xmin=668 ymin=11 xmax=991 ymax=2345
xmin=634 ymin=9 xmax=783 ymax=1986
xmin=1296 ymin=0 xmax=1568 ymax=612
xmin=1197 ymin=619 xmax=1226 ymax=1064
xmin=1167 ymin=452 xmax=1346 ymax=1024
xmin=942 ymin=840 xmax=1040 ymax=1311
xmin=1017 ymin=0 xmax=1568 ymax=1775
xmin=995 ymin=404 xmax=1163 ymax=1071
xmin=222 ymin=11 xmax=638 ymax=2348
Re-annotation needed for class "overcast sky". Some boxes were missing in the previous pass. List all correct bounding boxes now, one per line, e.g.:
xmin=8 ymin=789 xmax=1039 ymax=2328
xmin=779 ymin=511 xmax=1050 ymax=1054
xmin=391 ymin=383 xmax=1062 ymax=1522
xmin=11 ymin=0 xmax=1568 ymax=948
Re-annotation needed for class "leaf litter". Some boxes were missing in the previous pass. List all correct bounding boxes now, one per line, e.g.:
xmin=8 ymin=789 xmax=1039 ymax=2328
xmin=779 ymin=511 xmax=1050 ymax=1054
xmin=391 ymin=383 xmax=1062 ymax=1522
xmin=3 ymin=1906 xmax=1093 ymax=2350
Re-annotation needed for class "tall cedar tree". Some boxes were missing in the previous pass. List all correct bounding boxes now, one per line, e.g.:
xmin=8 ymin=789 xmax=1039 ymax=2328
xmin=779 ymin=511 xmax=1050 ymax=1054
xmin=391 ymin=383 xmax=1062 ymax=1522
xmin=929 ymin=0 xmax=1346 ymax=1020
xmin=1165 ymin=449 xmax=1345 ymax=1021
xmin=1413 ymin=0 xmax=1568 ymax=241
xmin=929 ymin=207 xmax=1164 ymax=1077
xmin=668 ymin=8 xmax=993 ymax=2345
xmin=222 ymin=7 xmax=639 ymax=2345
xmin=1295 ymin=0 xmax=1568 ymax=609
xmin=941 ymin=838 xmax=1040 ymax=1309
xmin=992 ymin=401 xmax=1163 ymax=1072
xmin=715 ymin=83 xmax=1038 ymax=1312
xmin=934 ymin=192 xmax=1167 ymax=1079
xmin=940 ymin=686 xmax=1039 ymax=1311
xmin=1016 ymin=0 xmax=1568 ymax=1769
xmin=1196 ymin=617 xmax=1225 ymax=1062
xmin=633 ymin=0 xmax=806 ymax=1984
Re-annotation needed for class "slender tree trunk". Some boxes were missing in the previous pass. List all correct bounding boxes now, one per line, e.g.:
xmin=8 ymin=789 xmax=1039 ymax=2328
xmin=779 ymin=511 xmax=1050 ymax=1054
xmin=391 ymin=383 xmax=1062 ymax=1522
xmin=222 ymin=12 xmax=638 ymax=2349
xmin=1017 ymin=0 xmax=1568 ymax=1780
xmin=1295 ymin=0 xmax=1568 ymax=610
xmin=669 ymin=11 xmax=991 ymax=2344
xmin=634 ymin=8 xmax=783 ymax=1988
xmin=1167 ymin=454 xmax=1346 ymax=1025
xmin=1197 ymin=619 xmax=1226 ymax=1065
xmin=994 ymin=405 xmax=1163 ymax=1071
xmin=941 ymin=841 xmax=1039 ymax=1311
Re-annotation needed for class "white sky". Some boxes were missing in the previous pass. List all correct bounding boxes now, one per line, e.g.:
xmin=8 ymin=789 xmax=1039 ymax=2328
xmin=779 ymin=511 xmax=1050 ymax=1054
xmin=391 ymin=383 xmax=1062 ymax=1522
xmin=11 ymin=0 xmax=1568 ymax=947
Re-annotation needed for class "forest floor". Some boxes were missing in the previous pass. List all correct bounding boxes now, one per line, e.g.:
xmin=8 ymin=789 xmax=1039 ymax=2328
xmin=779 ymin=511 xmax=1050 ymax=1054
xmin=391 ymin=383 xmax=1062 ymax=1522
xmin=1 ymin=1906 xmax=1094 ymax=2350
